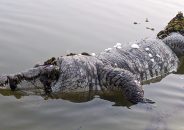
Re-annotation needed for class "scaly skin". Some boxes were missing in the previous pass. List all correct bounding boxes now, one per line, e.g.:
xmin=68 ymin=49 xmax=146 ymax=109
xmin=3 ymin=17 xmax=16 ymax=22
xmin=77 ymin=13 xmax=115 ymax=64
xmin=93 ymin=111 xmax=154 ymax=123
xmin=97 ymin=34 xmax=180 ymax=82
xmin=1 ymin=13 xmax=184 ymax=103
xmin=0 ymin=32 xmax=184 ymax=103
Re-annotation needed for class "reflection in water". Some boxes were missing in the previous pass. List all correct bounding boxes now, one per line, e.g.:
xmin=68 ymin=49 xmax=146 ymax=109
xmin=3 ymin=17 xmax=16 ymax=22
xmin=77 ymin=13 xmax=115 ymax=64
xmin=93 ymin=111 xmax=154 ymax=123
xmin=0 ymin=89 xmax=132 ymax=107
xmin=176 ymin=56 xmax=184 ymax=74
xmin=0 ymin=89 xmax=22 ymax=99
xmin=143 ymin=73 xmax=184 ymax=130
xmin=144 ymin=94 xmax=184 ymax=130
xmin=1 ymin=59 xmax=184 ymax=108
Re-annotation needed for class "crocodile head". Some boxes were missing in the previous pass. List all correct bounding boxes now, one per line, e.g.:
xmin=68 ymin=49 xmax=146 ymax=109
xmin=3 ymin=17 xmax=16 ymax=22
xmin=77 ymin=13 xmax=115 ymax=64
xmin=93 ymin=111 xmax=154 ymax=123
xmin=0 ymin=65 xmax=60 ymax=96
xmin=0 ymin=74 xmax=47 ymax=96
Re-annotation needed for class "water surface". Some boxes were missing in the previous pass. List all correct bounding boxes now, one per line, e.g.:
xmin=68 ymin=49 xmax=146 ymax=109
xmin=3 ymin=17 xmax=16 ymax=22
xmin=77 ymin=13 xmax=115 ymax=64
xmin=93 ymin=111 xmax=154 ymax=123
xmin=0 ymin=0 xmax=184 ymax=130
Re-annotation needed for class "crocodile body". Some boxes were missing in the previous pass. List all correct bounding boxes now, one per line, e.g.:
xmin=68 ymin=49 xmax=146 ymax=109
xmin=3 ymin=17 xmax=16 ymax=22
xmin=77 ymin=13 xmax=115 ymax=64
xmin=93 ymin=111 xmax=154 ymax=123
xmin=0 ymin=14 xmax=184 ymax=104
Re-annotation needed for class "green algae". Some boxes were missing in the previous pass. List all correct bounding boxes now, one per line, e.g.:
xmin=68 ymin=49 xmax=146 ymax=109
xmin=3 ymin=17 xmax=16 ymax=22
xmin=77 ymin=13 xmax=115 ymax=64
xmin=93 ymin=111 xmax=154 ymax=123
xmin=157 ymin=12 xmax=184 ymax=39
xmin=175 ymin=56 xmax=184 ymax=74
xmin=0 ymin=89 xmax=22 ymax=99
xmin=44 ymin=57 xmax=57 ymax=65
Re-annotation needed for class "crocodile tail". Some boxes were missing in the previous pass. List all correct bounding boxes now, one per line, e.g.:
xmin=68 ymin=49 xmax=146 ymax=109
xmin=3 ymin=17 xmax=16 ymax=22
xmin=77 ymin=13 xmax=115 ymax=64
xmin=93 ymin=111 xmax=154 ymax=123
xmin=98 ymin=66 xmax=144 ymax=104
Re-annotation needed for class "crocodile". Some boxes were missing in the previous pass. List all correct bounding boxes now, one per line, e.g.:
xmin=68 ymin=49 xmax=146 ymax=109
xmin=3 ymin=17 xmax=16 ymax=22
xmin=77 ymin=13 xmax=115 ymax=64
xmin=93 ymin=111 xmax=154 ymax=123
xmin=0 ymin=12 xmax=184 ymax=104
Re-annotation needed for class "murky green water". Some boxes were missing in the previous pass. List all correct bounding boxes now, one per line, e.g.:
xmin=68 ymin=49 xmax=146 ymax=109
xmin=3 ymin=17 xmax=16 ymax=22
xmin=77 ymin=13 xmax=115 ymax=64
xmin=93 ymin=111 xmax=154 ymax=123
xmin=0 ymin=0 xmax=184 ymax=130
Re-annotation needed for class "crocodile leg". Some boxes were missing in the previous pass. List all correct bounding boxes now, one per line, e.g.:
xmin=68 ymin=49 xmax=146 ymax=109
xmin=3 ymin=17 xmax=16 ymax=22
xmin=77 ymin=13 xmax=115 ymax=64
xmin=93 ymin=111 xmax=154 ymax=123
xmin=98 ymin=66 xmax=153 ymax=104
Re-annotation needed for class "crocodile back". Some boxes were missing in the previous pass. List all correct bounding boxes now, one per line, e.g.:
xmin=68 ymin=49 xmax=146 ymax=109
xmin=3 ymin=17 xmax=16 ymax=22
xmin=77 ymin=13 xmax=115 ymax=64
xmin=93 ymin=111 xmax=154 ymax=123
xmin=98 ymin=38 xmax=179 ymax=82
xmin=51 ymin=55 xmax=103 ymax=93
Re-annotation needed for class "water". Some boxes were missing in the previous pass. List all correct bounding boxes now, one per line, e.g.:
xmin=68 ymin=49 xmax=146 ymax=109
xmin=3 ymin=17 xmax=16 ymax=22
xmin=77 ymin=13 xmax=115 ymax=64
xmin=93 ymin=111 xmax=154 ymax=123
xmin=0 ymin=0 xmax=184 ymax=130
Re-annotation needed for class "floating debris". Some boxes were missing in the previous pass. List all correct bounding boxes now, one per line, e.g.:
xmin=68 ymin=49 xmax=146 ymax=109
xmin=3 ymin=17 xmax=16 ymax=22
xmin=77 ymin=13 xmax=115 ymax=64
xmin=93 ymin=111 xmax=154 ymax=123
xmin=81 ymin=52 xmax=91 ymax=56
xmin=146 ymin=27 xmax=155 ymax=31
xmin=105 ymin=48 xmax=112 ymax=52
xmin=131 ymin=43 xmax=140 ymax=49
xmin=134 ymin=80 xmax=138 ymax=84
xmin=91 ymin=53 xmax=96 ymax=56
xmin=134 ymin=80 xmax=140 ymax=84
xmin=117 ymin=43 xmax=122 ymax=46
xmin=148 ymin=53 xmax=153 ymax=57
xmin=66 ymin=53 xmax=77 ymax=56
xmin=151 ymin=59 xmax=155 ymax=62
xmin=145 ymin=18 xmax=149 ymax=22
xmin=114 ymin=43 xmax=121 ymax=48
xmin=145 ymin=47 xmax=150 ymax=51
xmin=133 ymin=22 xmax=138 ymax=24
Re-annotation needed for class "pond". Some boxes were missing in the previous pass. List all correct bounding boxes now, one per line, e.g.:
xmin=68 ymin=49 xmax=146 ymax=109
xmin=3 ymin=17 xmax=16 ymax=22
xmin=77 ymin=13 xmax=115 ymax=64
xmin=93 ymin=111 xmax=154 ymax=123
xmin=0 ymin=0 xmax=184 ymax=130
